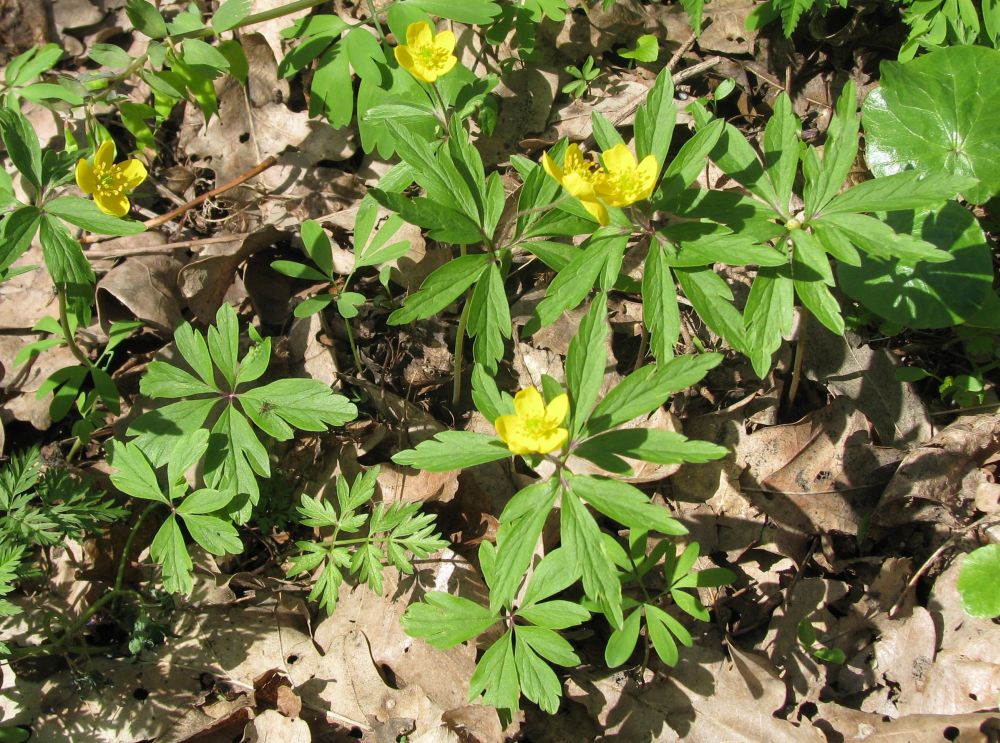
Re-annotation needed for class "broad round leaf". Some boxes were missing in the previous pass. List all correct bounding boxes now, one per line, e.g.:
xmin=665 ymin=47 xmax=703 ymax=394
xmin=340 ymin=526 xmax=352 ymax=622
xmin=957 ymin=545 xmax=1000 ymax=619
xmin=862 ymin=46 xmax=1000 ymax=204
xmin=837 ymin=202 xmax=992 ymax=329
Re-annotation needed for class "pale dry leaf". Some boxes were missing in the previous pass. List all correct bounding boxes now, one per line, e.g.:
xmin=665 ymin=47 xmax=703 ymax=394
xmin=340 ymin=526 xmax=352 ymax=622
xmin=244 ymin=709 xmax=311 ymax=743
xmin=96 ymin=253 xmax=184 ymax=336
xmin=285 ymin=312 xmax=340 ymax=388
xmin=802 ymin=325 xmax=933 ymax=447
xmin=0 ymin=335 xmax=80 ymax=430
xmin=0 ymin=246 xmax=58 ymax=330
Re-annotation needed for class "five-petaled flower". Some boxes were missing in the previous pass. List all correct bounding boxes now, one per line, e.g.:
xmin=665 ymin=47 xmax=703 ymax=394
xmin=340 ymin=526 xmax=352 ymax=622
xmin=495 ymin=387 xmax=570 ymax=456
xmin=75 ymin=140 xmax=147 ymax=217
xmin=541 ymin=143 xmax=658 ymax=226
xmin=394 ymin=21 xmax=458 ymax=83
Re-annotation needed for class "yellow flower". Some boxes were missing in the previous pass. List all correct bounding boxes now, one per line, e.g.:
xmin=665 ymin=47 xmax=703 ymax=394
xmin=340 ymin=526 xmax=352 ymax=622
xmin=594 ymin=143 xmax=658 ymax=207
xmin=75 ymin=140 xmax=147 ymax=217
xmin=394 ymin=21 xmax=458 ymax=83
xmin=540 ymin=142 xmax=658 ymax=225
xmin=541 ymin=144 xmax=608 ymax=225
xmin=495 ymin=388 xmax=570 ymax=456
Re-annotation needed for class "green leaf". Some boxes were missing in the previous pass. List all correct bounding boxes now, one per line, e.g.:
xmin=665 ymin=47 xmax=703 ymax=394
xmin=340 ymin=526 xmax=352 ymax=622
xmin=180 ymin=513 xmax=242 ymax=555
xmin=561 ymin=487 xmax=622 ymax=628
xmin=635 ymin=70 xmax=677 ymax=169
xmin=577 ymin=428 xmax=727 ymax=467
xmin=126 ymin=0 xmax=168 ymax=38
xmin=566 ymin=293 xmax=608 ymax=435
xmin=583 ymin=353 xmax=720 ymax=436
xmin=605 ymin=608 xmax=642 ymax=667
xmin=176 ymin=487 xmax=233 ymax=515
xmin=642 ymin=242 xmax=679 ymax=362
xmin=241 ymin=378 xmax=357 ymax=439
xmin=697 ymin=107 xmax=778 ymax=209
xmin=521 ymin=548 xmax=582 ymax=608
xmin=822 ymin=171 xmax=976 ymax=215
xmin=388 ymin=254 xmax=491 ymax=325
xmin=790 ymin=228 xmax=833 ymax=285
xmin=7 ymin=43 xmax=62 ymax=86
xmin=205 ymin=405 xmax=268 ymax=514
xmin=212 ymin=0 xmax=251 ymax=32
xmin=863 ymin=46 xmax=1000 ymax=204
xmin=300 ymin=219 xmax=333 ymax=277
xmin=471 ymin=363 xmax=512 ymax=423
xmin=150 ymin=515 xmax=193 ymax=593
xmin=0 ymin=109 xmax=43 ymax=190
xmin=567 ymin=473 xmax=687 ymax=535
xmin=391 ymin=431 xmax=511 ymax=471
xmin=182 ymin=39 xmax=230 ymax=71
xmin=957 ymin=545 xmax=1000 ymax=618
xmin=656 ymin=118 xmax=724 ymax=203
xmin=743 ymin=267 xmax=794 ymax=378
xmin=402 ymin=591 xmax=498 ymax=647
xmin=838 ymin=202 xmax=993 ymax=329
xmin=512 ymin=636 xmax=562 ymax=714
xmin=468 ymin=630 xmax=520 ymax=712
xmin=39 ymin=215 xmax=95 ymax=288
xmin=18 ymin=82 xmax=83 ymax=106
xmin=207 ymin=303 xmax=240 ymax=387
xmin=591 ymin=111 xmax=626 ymax=151
xmin=620 ymin=34 xmax=658 ymax=62
xmin=490 ymin=480 xmax=560 ymax=612
xmin=108 ymin=439 xmax=168 ymax=503
xmin=45 ymin=196 xmax=147 ymax=236
xmin=762 ymin=93 xmax=801 ymax=216
xmin=405 ymin=0 xmax=501 ymax=23
xmin=818 ymin=212 xmax=953 ymax=263
xmin=794 ymin=278 xmax=844 ymax=335
xmin=141 ymin=360 xmax=218 ymax=398
xmin=173 ymin=322 xmax=217 ymax=389
xmin=531 ymin=230 xmax=623 ymax=331
xmin=808 ymin=80 xmax=859 ymax=215
xmin=234 ymin=336 xmax=271 ymax=386
xmin=127 ymin=398 xmax=219 ymax=467
xmin=518 ymin=600 xmax=590 ymax=630
xmin=0 ymin=207 xmax=41 ymax=272
xmin=675 ymin=266 xmax=747 ymax=353
xmin=468 ymin=263 xmax=511 ymax=373
xmin=645 ymin=604 xmax=679 ymax=666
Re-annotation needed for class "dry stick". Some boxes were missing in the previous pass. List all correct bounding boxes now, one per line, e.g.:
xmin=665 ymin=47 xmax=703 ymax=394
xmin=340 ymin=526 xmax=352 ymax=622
xmin=143 ymin=155 xmax=278 ymax=230
xmin=666 ymin=32 xmax=697 ymax=73
xmin=86 ymin=233 xmax=250 ymax=259
xmin=887 ymin=514 xmax=1000 ymax=619
xmin=80 ymin=155 xmax=278 ymax=245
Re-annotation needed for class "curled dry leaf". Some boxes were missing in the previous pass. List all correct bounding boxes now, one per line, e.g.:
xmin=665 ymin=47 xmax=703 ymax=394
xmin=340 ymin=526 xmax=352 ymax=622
xmin=96 ymin=253 xmax=184 ymax=336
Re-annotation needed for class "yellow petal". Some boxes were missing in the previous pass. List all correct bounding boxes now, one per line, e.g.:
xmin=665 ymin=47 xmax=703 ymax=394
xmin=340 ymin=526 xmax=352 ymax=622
xmin=513 ymin=387 xmax=545 ymax=419
xmin=437 ymin=54 xmax=458 ymax=77
xmin=75 ymin=158 xmax=95 ymax=194
xmin=561 ymin=170 xmax=596 ymax=199
xmin=94 ymin=139 xmax=115 ymax=172
xmin=94 ymin=191 xmax=130 ymax=217
xmin=394 ymin=45 xmax=414 ymax=73
xmin=564 ymin=144 xmax=586 ymax=171
xmin=580 ymin=197 xmax=609 ymax=225
xmin=541 ymin=151 xmax=563 ymax=183
xmin=533 ymin=427 xmax=568 ymax=454
xmin=434 ymin=29 xmax=456 ymax=55
xmin=409 ymin=63 xmax=434 ymax=83
xmin=111 ymin=158 xmax=148 ymax=190
xmin=496 ymin=416 xmax=530 ymax=455
xmin=635 ymin=155 xmax=659 ymax=200
xmin=601 ymin=143 xmax=637 ymax=174
xmin=544 ymin=393 xmax=569 ymax=426
xmin=407 ymin=21 xmax=432 ymax=48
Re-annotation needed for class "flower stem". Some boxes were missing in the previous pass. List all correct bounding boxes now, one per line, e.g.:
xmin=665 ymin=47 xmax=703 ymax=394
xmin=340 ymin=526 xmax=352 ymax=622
xmin=56 ymin=285 xmax=94 ymax=370
xmin=452 ymin=290 xmax=473 ymax=407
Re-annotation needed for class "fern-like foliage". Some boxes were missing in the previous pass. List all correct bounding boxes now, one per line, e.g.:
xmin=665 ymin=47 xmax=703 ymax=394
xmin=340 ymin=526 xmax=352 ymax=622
xmin=682 ymin=0 xmax=848 ymax=38
xmin=287 ymin=466 xmax=448 ymax=614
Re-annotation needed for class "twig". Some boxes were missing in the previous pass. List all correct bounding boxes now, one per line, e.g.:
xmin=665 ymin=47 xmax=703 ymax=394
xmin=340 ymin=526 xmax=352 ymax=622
xmin=671 ymin=56 xmax=722 ymax=85
xmin=666 ymin=32 xmax=697 ymax=73
xmin=143 ymin=155 xmax=278 ymax=230
xmin=887 ymin=515 xmax=1000 ymax=619
xmin=86 ymin=233 xmax=250 ymax=259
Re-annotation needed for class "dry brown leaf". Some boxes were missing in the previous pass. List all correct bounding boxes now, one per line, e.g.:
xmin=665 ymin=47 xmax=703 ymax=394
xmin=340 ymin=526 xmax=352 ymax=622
xmin=802 ymin=325 xmax=933 ymax=447
xmin=244 ymin=709 xmax=311 ymax=743
xmin=96 ymin=253 xmax=184 ymax=336
xmin=813 ymin=704 xmax=1000 ymax=741
xmin=697 ymin=0 xmax=758 ymax=54
xmin=873 ymin=413 xmax=1000 ymax=530
xmin=739 ymin=398 xmax=903 ymax=534
xmin=0 ymin=246 xmax=59 ymax=330
xmin=0 ymin=334 xmax=80 ymax=430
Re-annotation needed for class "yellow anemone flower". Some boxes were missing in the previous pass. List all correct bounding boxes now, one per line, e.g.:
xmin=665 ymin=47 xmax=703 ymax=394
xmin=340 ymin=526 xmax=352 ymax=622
xmin=594 ymin=143 xmax=658 ymax=207
xmin=541 ymin=143 xmax=608 ymax=225
xmin=394 ymin=21 xmax=458 ymax=83
xmin=75 ymin=140 xmax=147 ymax=217
xmin=540 ymin=142 xmax=658 ymax=225
xmin=495 ymin=387 xmax=570 ymax=456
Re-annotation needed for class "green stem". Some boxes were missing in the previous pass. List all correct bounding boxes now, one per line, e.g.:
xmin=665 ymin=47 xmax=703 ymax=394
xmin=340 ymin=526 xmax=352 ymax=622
xmin=365 ymin=0 xmax=388 ymax=44
xmin=56 ymin=284 xmax=94 ymax=370
xmin=116 ymin=503 xmax=158 ymax=591
xmin=343 ymin=316 xmax=364 ymax=377
xmin=230 ymin=0 xmax=329 ymax=31
xmin=452 ymin=287 xmax=473 ymax=407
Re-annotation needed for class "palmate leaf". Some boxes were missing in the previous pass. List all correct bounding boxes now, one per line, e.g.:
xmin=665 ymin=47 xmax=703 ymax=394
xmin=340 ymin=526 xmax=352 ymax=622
xmin=150 ymin=514 xmax=193 ymax=594
xmin=240 ymin=378 xmax=358 ymax=440
xmin=402 ymin=592 xmax=498 ymax=647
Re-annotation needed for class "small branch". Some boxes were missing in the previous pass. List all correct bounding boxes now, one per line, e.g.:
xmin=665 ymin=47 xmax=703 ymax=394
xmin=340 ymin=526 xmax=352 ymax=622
xmin=142 ymin=155 xmax=278 ymax=230
xmin=86 ymin=233 xmax=250 ymax=258
xmin=666 ymin=32 xmax=697 ymax=73
xmin=671 ymin=56 xmax=722 ymax=85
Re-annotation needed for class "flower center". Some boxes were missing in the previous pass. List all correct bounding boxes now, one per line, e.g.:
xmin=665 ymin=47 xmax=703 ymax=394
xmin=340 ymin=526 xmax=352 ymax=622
xmin=417 ymin=45 xmax=449 ymax=70
xmin=97 ymin=171 xmax=125 ymax=196
xmin=522 ymin=417 xmax=552 ymax=437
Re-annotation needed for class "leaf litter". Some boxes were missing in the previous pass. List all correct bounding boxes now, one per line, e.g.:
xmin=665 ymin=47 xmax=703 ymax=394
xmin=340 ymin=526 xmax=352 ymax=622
xmin=0 ymin=0 xmax=999 ymax=740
